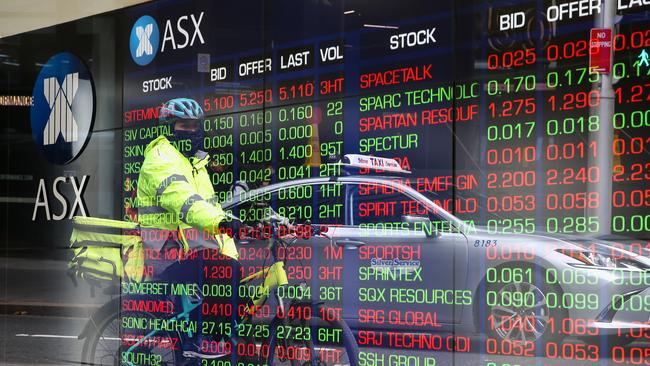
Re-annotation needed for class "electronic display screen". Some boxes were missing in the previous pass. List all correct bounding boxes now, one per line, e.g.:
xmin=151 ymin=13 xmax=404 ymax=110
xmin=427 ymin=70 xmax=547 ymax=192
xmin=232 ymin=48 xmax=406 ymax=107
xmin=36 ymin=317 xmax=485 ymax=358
xmin=9 ymin=0 xmax=650 ymax=365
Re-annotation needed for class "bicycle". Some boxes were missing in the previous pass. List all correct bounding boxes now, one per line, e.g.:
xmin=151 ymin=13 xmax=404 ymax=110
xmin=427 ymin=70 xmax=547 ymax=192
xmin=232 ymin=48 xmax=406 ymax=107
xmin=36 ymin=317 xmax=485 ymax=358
xmin=79 ymin=217 xmax=359 ymax=366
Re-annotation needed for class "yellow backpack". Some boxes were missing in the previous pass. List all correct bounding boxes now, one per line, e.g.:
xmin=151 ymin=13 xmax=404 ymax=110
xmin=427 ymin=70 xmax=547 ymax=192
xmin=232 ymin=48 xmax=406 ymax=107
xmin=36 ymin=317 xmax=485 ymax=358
xmin=68 ymin=216 xmax=144 ymax=292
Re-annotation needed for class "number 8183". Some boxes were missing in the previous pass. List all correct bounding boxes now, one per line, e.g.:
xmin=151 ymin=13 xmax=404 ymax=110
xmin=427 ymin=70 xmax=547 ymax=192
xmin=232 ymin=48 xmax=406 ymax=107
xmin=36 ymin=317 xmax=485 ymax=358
xmin=475 ymin=239 xmax=498 ymax=247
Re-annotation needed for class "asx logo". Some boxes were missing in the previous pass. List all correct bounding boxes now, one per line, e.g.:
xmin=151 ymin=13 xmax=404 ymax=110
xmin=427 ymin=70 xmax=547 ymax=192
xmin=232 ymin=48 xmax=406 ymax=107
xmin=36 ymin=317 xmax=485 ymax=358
xmin=30 ymin=52 xmax=95 ymax=165
xmin=129 ymin=12 xmax=205 ymax=66
xmin=43 ymin=72 xmax=78 ymax=145
xmin=130 ymin=15 xmax=159 ymax=66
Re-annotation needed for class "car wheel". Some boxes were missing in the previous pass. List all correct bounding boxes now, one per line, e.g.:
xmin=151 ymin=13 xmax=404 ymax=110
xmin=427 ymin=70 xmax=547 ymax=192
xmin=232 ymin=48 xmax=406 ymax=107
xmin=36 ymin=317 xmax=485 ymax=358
xmin=484 ymin=264 xmax=566 ymax=345
xmin=590 ymin=333 xmax=635 ymax=349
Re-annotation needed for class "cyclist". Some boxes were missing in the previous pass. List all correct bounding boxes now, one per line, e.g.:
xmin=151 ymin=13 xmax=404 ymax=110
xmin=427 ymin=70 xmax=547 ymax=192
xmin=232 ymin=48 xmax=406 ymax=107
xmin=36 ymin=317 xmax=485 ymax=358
xmin=136 ymin=97 xmax=240 ymax=359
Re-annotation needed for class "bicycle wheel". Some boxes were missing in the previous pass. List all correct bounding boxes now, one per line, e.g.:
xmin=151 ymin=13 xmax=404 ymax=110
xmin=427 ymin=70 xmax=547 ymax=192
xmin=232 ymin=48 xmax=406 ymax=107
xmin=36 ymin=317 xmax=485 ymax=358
xmin=81 ymin=308 xmax=180 ymax=366
xmin=266 ymin=304 xmax=358 ymax=366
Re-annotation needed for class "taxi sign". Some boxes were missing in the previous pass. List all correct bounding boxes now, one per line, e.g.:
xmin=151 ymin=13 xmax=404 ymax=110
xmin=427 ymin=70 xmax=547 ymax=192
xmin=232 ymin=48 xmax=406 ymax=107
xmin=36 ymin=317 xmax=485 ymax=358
xmin=340 ymin=154 xmax=411 ymax=174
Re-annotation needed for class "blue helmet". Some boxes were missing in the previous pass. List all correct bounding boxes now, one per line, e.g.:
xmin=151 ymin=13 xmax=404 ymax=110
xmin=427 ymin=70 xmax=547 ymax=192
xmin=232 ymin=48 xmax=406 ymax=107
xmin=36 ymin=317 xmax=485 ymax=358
xmin=159 ymin=98 xmax=204 ymax=123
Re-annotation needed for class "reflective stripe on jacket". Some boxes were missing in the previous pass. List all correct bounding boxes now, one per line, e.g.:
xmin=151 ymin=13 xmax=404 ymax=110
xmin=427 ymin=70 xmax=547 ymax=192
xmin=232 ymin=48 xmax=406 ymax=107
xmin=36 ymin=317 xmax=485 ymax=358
xmin=136 ymin=135 xmax=238 ymax=260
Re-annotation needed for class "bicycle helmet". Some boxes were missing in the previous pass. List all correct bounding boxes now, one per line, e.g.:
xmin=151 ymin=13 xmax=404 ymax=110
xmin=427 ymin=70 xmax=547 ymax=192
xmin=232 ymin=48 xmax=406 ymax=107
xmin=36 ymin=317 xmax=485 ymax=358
xmin=159 ymin=98 xmax=204 ymax=122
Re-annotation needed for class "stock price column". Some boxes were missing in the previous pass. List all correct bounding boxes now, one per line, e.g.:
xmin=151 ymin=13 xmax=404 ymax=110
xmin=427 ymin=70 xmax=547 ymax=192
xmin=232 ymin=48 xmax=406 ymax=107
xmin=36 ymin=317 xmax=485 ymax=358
xmin=482 ymin=26 xmax=539 ymax=236
xmin=271 ymin=42 xmax=349 ymax=365
xmin=355 ymin=16 xmax=469 ymax=365
xmin=610 ymin=16 xmax=650 ymax=237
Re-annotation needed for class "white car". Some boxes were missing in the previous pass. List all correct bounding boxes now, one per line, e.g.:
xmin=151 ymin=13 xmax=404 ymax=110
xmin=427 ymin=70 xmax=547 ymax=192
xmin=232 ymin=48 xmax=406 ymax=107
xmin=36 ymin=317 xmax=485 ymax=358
xmin=221 ymin=155 xmax=650 ymax=346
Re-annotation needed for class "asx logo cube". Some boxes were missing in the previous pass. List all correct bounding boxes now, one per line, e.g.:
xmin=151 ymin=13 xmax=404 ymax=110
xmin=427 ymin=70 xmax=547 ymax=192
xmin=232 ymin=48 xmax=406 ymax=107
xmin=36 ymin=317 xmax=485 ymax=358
xmin=130 ymin=15 xmax=160 ymax=66
xmin=129 ymin=12 xmax=205 ymax=66
xmin=30 ymin=52 xmax=95 ymax=165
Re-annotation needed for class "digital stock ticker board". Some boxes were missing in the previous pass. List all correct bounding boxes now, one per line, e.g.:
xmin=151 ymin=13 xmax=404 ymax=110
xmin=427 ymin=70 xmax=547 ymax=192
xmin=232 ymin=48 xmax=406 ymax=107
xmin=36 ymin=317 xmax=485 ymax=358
xmin=115 ymin=1 xmax=650 ymax=366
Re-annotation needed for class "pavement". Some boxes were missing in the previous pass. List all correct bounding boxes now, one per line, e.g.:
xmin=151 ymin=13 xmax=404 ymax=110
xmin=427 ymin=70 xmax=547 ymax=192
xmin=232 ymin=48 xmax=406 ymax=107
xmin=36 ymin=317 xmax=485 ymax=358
xmin=0 ymin=256 xmax=98 ymax=364
xmin=1 ymin=314 xmax=87 ymax=365
xmin=0 ymin=256 xmax=648 ymax=365
xmin=0 ymin=257 xmax=111 ymax=318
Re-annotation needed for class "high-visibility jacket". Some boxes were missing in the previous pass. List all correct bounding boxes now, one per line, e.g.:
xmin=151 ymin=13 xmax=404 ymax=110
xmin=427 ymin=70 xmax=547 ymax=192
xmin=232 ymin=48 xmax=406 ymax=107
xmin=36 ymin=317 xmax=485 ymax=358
xmin=136 ymin=135 xmax=238 ymax=260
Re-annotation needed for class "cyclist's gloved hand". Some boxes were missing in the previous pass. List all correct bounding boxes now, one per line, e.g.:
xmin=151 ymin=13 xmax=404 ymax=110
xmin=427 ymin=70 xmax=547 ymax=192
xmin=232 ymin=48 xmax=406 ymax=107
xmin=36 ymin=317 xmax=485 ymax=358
xmin=219 ymin=213 xmax=245 ymax=239
xmin=232 ymin=220 xmax=245 ymax=240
